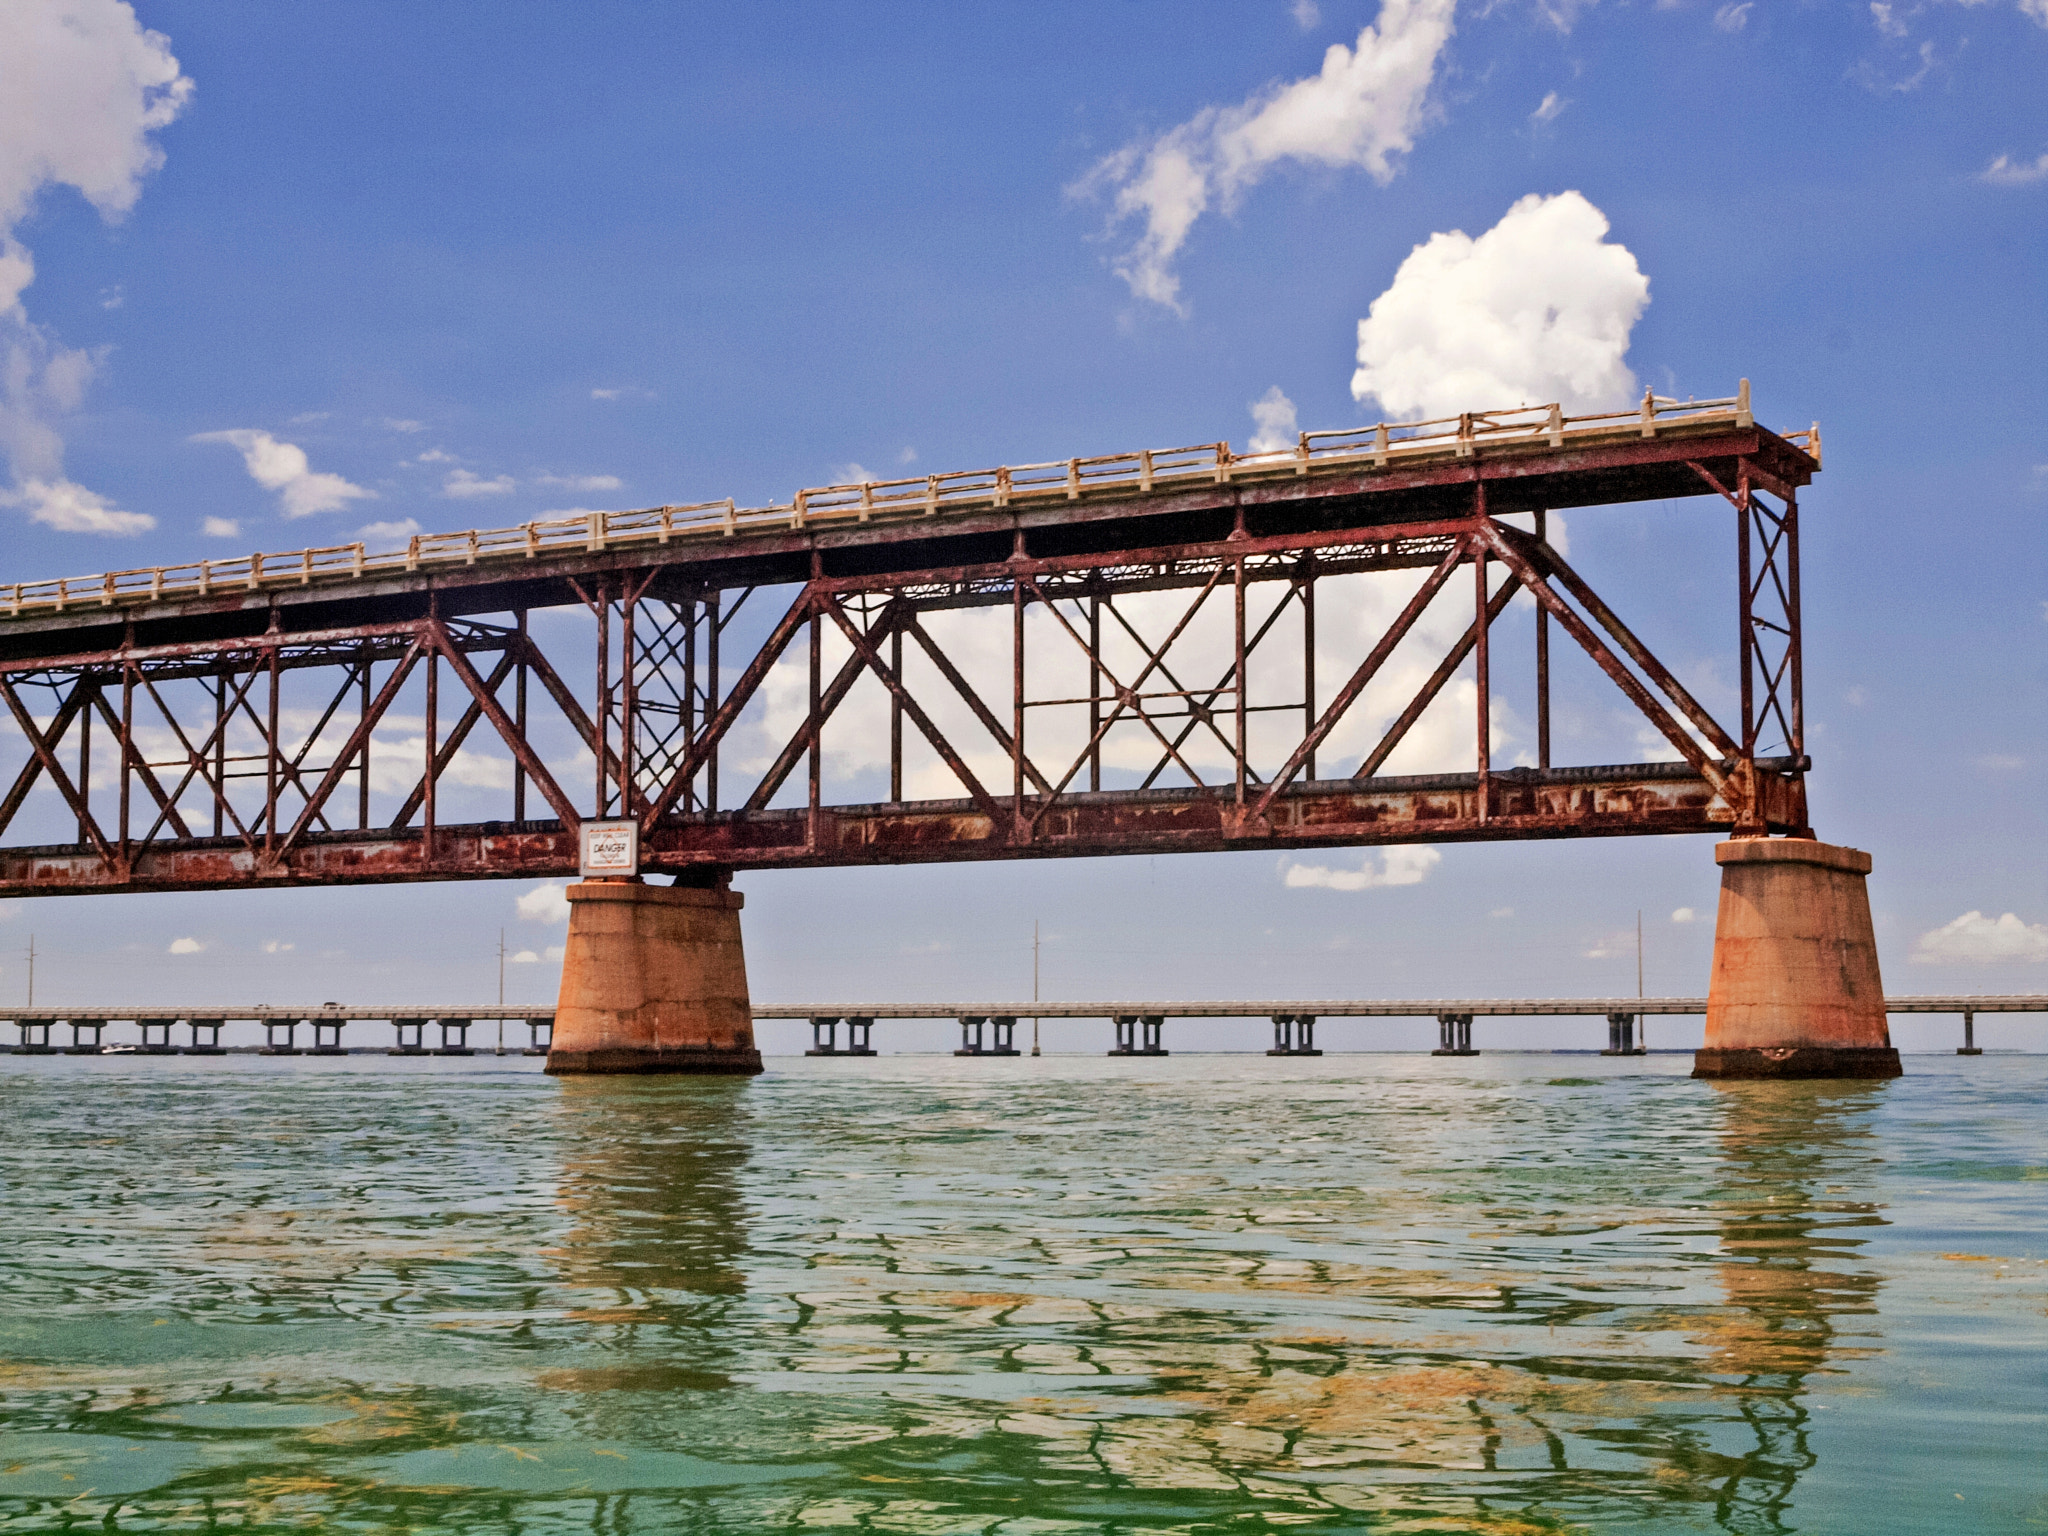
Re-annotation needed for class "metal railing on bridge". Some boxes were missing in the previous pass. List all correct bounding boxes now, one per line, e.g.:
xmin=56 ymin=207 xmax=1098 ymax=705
xmin=2 ymin=386 xmax=1808 ymax=621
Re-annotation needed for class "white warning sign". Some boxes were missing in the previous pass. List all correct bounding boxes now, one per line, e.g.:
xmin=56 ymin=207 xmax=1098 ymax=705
xmin=578 ymin=819 xmax=639 ymax=877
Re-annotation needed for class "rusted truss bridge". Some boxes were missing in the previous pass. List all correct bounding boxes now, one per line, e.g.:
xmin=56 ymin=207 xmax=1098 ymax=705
xmin=0 ymin=384 xmax=1818 ymax=896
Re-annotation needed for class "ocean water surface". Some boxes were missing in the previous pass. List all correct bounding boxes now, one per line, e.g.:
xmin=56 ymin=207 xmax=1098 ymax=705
xmin=0 ymin=1052 xmax=2043 ymax=1533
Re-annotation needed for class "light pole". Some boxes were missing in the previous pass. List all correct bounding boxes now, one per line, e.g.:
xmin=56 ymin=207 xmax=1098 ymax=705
xmin=497 ymin=928 xmax=507 ymax=1055
xmin=1031 ymin=920 xmax=1041 ymax=1056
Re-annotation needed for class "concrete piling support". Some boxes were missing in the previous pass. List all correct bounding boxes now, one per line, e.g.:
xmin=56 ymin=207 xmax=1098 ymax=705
xmin=1432 ymin=1013 xmax=1476 ymax=1056
xmin=1109 ymin=1014 xmax=1168 ymax=1056
xmin=955 ymin=1015 xmax=1020 ymax=1056
xmin=545 ymin=878 xmax=762 ymax=1075
xmin=1267 ymin=1013 xmax=1323 ymax=1056
xmin=1694 ymin=838 xmax=1900 ymax=1080
xmin=807 ymin=1015 xmax=876 ymax=1056
xmin=1602 ymin=1012 xmax=1645 ymax=1056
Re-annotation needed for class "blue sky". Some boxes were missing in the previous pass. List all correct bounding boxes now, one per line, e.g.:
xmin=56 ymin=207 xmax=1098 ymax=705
xmin=1 ymin=0 xmax=2042 ymax=1049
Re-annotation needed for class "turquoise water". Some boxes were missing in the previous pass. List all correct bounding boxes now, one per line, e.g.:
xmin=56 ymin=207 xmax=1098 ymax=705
xmin=1 ymin=1052 xmax=2043 ymax=1532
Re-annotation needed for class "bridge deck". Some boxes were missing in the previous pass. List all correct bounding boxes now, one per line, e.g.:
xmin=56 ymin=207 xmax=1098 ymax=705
xmin=2 ymin=996 xmax=2038 ymax=1023
xmin=2 ymin=392 xmax=1810 ymax=646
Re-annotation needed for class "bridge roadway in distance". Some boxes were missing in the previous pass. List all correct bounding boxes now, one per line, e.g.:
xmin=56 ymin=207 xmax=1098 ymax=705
xmin=3 ymin=997 xmax=2040 ymax=1057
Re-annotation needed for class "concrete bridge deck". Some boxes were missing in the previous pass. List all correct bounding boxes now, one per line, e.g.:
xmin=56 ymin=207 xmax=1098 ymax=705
xmin=4 ymin=996 xmax=2039 ymax=1058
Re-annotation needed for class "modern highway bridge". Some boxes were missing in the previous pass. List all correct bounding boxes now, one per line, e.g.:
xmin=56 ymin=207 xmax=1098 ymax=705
xmin=0 ymin=384 xmax=1814 ymax=893
xmin=4 ymin=996 xmax=2039 ymax=1057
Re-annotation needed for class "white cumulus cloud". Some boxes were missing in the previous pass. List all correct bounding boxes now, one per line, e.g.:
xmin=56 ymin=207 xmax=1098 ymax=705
xmin=201 ymin=515 xmax=238 ymax=537
xmin=533 ymin=472 xmax=622 ymax=493
xmin=1351 ymin=190 xmax=1649 ymax=420
xmin=1671 ymin=906 xmax=1700 ymax=924
xmin=2 ymin=475 xmax=152 ymax=534
xmin=517 ymin=881 xmax=571 ymax=924
xmin=1283 ymin=844 xmax=1441 ymax=890
xmin=443 ymin=468 xmax=515 ymax=499
xmin=167 ymin=936 xmax=205 ymax=954
xmin=1246 ymin=386 xmax=1299 ymax=454
xmin=0 ymin=0 xmax=189 ymax=534
xmin=1981 ymin=150 xmax=2048 ymax=186
xmin=1912 ymin=911 xmax=2048 ymax=965
xmin=357 ymin=517 xmax=421 ymax=549
xmin=192 ymin=428 xmax=373 ymax=518
xmin=1072 ymin=0 xmax=1455 ymax=312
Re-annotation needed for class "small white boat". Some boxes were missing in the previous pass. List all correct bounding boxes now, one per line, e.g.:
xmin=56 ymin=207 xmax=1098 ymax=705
xmin=101 ymin=1043 xmax=138 ymax=1055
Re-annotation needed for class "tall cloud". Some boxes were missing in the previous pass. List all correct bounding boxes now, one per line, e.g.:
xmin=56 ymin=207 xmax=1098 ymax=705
xmin=0 ymin=1 xmax=191 ymax=535
xmin=1074 ymin=0 xmax=1455 ymax=312
xmin=1351 ymin=191 xmax=1648 ymax=420
xmin=192 ymin=429 xmax=373 ymax=518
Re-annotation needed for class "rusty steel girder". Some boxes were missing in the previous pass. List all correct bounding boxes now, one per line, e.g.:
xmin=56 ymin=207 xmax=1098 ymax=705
xmin=0 ymin=405 xmax=1817 ymax=897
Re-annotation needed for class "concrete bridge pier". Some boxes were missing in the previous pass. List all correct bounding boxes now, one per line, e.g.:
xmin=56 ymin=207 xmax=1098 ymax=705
xmin=1109 ymin=1014 xmax=1168 ymax=1056
xmin=546 ymin=876 xmax=762 ymax=1075
xmin=1695 ymin=838 xmax=1900 ymax=1080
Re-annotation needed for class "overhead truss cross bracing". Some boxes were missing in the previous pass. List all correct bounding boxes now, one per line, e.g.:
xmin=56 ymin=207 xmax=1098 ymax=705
xmin=0 ymin=390 xmax=1817 ymax=896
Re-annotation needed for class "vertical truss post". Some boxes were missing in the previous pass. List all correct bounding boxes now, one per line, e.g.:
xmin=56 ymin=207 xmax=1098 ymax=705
xmin=1234 ymin=554 xmax=1247 ymax=805
xmin=118 ymin=661 xmax=134 ymax=860
xmin=513 ymin=613 xmax=527 ymax=823
xmin=705 ymin=590 xmax=721 ymax=812
xmin=212 ymin=672 xmax=225 ymax=838
xmin=265 ymin=640 xmax=280 ymax=853
xmin=423 ymin=644 xmax=438 ymax=857
xmin=1474 ymin=537 xmax=1491 ymax=824
xmin=1302 ymin=563 xmax=1317 ymax=781
xmin=77 ymin=677 xmax=93 ymax=847
xmin=1738 ymin=470 xmax=1756 ymax=756
xmin=594 ymin=580 xmax=611 ymax=817
xmin=1012 ymin=577 xmax=1026 ymax=831
xmin=1534 ymin=510 xmax=1550 ymax=770
xmin=1786 ymin=490 xmax=1804 ymax=767
xmin=1087 ymin=591 xmax=1101 ymax=793
xmin=618 ymin=585 xmax=637 ymax=814
xmin=807 ymin=601 xmax=822 ymax=837
xmin=358 ymin=650 xmax=373 ymax=829
xmin=889 ymin=623 xmax=903 ymax=802
xmin=682 ymin=596 xmax=698 ymax=809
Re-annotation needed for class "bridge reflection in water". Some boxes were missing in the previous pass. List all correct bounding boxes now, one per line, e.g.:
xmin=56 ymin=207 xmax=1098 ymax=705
xmin=497 ymin=1063 xmax=1892 ymax=1530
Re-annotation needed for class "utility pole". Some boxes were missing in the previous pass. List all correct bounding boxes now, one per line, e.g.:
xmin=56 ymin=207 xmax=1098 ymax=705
xmin=1637 ymin=909 xmax=1646 ymax=1053
xmin=496 ymin=928 xmax=507 ymax=1055
xmin=26 ymin=933 xmax=34 ymax=1008
xmin=1031 ymin=920 xmax=1041 ymax=1056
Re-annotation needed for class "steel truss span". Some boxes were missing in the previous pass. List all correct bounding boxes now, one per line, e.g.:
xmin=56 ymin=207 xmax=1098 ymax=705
xmin=0 ymin=387 xmax=1817 ymax=896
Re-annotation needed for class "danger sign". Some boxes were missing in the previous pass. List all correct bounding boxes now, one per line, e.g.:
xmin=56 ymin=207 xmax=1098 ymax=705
xmin=579 ymin=819 xmax=639 ymax=877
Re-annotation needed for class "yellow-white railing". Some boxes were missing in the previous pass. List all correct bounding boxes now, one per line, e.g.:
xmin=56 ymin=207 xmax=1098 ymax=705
xmin=5 ymin=383 xmax=1812 ymax=620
